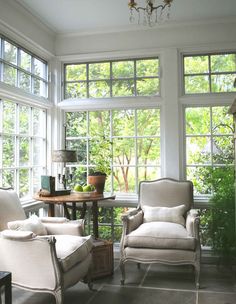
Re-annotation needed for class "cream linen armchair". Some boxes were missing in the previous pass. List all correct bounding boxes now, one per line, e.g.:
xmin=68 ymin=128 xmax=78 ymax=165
xmin=0 ymin=188 xmax=93 ymax=304
xmin=120 ymin=178 xmax=201 ymax=288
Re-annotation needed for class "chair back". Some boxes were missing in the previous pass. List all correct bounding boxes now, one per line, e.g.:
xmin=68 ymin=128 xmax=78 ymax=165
xmin=0 ymin=188 xmax=26 ymax=231
xmin=139 ymin=178 xmax=193 ymax=211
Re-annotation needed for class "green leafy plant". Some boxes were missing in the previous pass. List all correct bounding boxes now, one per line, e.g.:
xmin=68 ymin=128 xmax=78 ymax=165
xmin=203 ymin=167 xmax=236 ymax=263
xmin=89 ymin=135 xmax=112 ymax=176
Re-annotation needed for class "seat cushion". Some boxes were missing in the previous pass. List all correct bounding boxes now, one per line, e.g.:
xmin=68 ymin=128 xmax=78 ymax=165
xmin=54 ymin=235 xmax=93 ymax=272
xmin=125 ymin=222 xmax=196 ymax=250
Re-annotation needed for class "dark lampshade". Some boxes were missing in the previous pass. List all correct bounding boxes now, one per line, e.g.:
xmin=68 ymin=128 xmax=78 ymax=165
xmin=52 ymin=150 xmax=77 ymax=162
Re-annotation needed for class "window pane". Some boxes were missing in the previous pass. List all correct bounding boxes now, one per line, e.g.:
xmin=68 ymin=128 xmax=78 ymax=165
xmin=212 ymin=136 xmax=234 ymax=165
xmin=136 ymin=59 xmax=159 ymax=77
xmin=65 ymin=107 xmax=160 ymax=195
xmin=113 ymin=166 xmax=135 ymax=193
xmin=19 ymin=168 xmax=30 ymax=199
xmin=89 ymin=62 xmax=110 ymax=80
xmin=211 ymin=74 xmax=236 ymax=92
xmin=89 ymin=81 xmax=110 ymax=98
xmin=89 ymin=111 xmax=110 ymax=137
xmin=4 ymin=41 xmax=17 ymax=64
xmin=65 ymin=58 xmax=159 ymax=99
xmin=211 ymin=54 xmax=236 ymax=72
xmin=34 ymin=58 xmax=45 ymax=79
xmin=66 ymin=64 xmax=86 ymax=81
xmin=66 ymin=139 xmax=87 ymax=164
xmin=138 ymin=166 xmax=160 ymax=183
xmin=3 ymin=101 xmax=16 ymax=133
xmin=33 ymin=138 xmax=45 ymax=165
xmin=65 ymin=82 xmax=87 ymax=99
xmin=33 ymin=108 xmax=46 ymax=137
xmin=186 ymin=167 xmax=212 ymax=196
xmin=185 ymin=106 xmax=234 ymax=197
xmin=137 ymin=109 xmax=160 ymax=136
xmin=20 ymin=50 xmax=31 ymax=72
xmin=112 ymin=61 xmax=134 ymax=78
xmin=185 ymin=107 xmax=210 ymax=135
xmin=33 ymin=167 xmax=45 ymax=193
xmin=19 ymin=137 xmax=30 ymax=166
xmin=19 ymin=105 xmax=30 ymax=135
xmin=113 ymin=138 xmax=135 ymax=165
xmin=112 ymin=80 xmax=134 ymax=97
xmin=137 ymin=138 xmax=160 ymax=165
xmin=184 ymin=56 xmax=209 ymax=74
xmin=19 ymin=71 xmax=31 ymax=92
xmin=113 ymin=110 xmax=135 ymax=136
xmin=186 ymin=137 xmax=211 ymax=165
xmin=212 ymin=106 xmax=233 ymax=134
xmin=2 ymin=136 xmax=15 ymax=167
xmin=136 ymin=78 xmax=159 ymax=96
xmin=66 ymin=111 xmax=87 ymax=137
xmin=185 ymin=75 xmax=209 ymax=93
xmin=3 ymin=64 xmax=17 ymax=86
xmin=1 ymin=169 xmax=15 ymax=188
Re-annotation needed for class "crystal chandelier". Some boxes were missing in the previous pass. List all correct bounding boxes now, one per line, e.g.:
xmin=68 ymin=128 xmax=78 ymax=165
xmin=128 ymin=0 xmax=173 ymax=26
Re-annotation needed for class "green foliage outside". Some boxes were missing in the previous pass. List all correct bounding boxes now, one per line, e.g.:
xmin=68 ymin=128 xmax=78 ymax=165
xmin=199 ymin=167 xmax=236 ymax=262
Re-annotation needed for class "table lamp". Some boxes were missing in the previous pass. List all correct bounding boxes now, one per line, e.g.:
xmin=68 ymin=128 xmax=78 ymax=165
xmin=52 ymin=149 xmax=77 ymax=189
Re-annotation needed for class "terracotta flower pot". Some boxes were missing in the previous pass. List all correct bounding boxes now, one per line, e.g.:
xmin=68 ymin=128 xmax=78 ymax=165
xmin=88 ymin=175 xmax=106 ymax=194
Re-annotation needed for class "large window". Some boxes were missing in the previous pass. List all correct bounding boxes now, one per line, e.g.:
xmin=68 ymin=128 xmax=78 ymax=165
xmin=64 ymin=58 xmax=159 ymax=99
xmin=183 ymin=53 xmax=236 ymax=94
xmin=0 ymin=99 xmax=47 ymax=200
xmin=0 ymin=36 xmax=48 ymax=98
xmin=65 ymin=108 xmax=161 ymax=194
xmin=185 ymin=106 xmax=234 ymax=197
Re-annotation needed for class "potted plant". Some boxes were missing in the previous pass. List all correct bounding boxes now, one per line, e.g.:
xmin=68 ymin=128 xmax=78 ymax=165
xmin=87 ymin=136 xmax=112 ymax=194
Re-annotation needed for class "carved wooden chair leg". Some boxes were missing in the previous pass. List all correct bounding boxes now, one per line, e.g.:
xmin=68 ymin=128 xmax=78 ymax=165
xmin=120 ymin=259 xmax=125 ymax=285
xmin=195 ymin=263 xmax=200 ymax=289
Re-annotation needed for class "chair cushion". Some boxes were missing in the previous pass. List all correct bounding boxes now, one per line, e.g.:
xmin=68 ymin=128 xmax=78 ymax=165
xmin=7 ymin=215 xmax=47 ymax=235
xmin=55 ymin=235 xmax=93 ymax=272
xmin=125 ymin=222 xmax=196 ymax=250
xmin=143 ymin=205 xmax=186 ymax=226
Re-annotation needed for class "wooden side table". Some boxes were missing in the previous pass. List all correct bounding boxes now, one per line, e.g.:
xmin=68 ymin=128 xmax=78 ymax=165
xmin=91 ymin=239 xmax=114 ymax=279
xmin=0 ymin=272 xmax=12 ymax=304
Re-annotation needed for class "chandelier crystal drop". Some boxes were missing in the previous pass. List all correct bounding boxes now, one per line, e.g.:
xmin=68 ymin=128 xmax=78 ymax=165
xmin=128 ymin=0 xmax=173 ymax=27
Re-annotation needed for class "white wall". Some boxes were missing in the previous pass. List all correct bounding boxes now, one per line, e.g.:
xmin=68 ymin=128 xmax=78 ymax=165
xmin=0 ymin=0 xmax=55 ymax=59
xmin=55 ymin=20 xmax=236 ymax=56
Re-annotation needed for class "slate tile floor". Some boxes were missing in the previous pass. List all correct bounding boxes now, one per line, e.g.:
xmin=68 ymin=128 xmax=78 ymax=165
xmin=11 ymin=261 xmax=236 ymax=304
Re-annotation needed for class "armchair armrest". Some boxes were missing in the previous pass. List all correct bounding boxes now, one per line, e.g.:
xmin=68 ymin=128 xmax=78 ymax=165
xmin=121 ymin=208 xmax=143 ymax=235
xmin=42 ymin=218 xmax=85 ymax=236
xmin=0 ymin=230 xmax=61 ymax=290
xmin=186 ymin=210 xmax=200 ymax=239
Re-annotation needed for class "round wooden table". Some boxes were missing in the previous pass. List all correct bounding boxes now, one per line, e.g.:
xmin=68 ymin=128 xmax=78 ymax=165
xmin=34 ymin=192 xmax=115 ymax=239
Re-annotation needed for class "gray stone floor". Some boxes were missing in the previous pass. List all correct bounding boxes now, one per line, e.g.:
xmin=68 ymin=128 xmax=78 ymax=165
xmin=9 ymin=260 xmax=236 ymax=304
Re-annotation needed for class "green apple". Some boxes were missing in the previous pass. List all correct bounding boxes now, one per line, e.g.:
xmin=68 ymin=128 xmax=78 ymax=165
xmin=74 ymin=184 xmax=83 ymax=192
xmin=83 ymin=184 xmax=92 ymax=192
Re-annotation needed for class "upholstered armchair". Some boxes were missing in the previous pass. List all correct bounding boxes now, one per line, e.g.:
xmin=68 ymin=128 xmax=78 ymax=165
xmin=120 ymin=178 xmax=201 ymax=288
xmin=0 ymin=188 xmax=93 ymax=304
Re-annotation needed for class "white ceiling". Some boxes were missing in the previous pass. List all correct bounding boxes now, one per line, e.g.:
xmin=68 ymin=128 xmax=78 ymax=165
xmin=15 ymin=0 xmax=236 ymax=35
